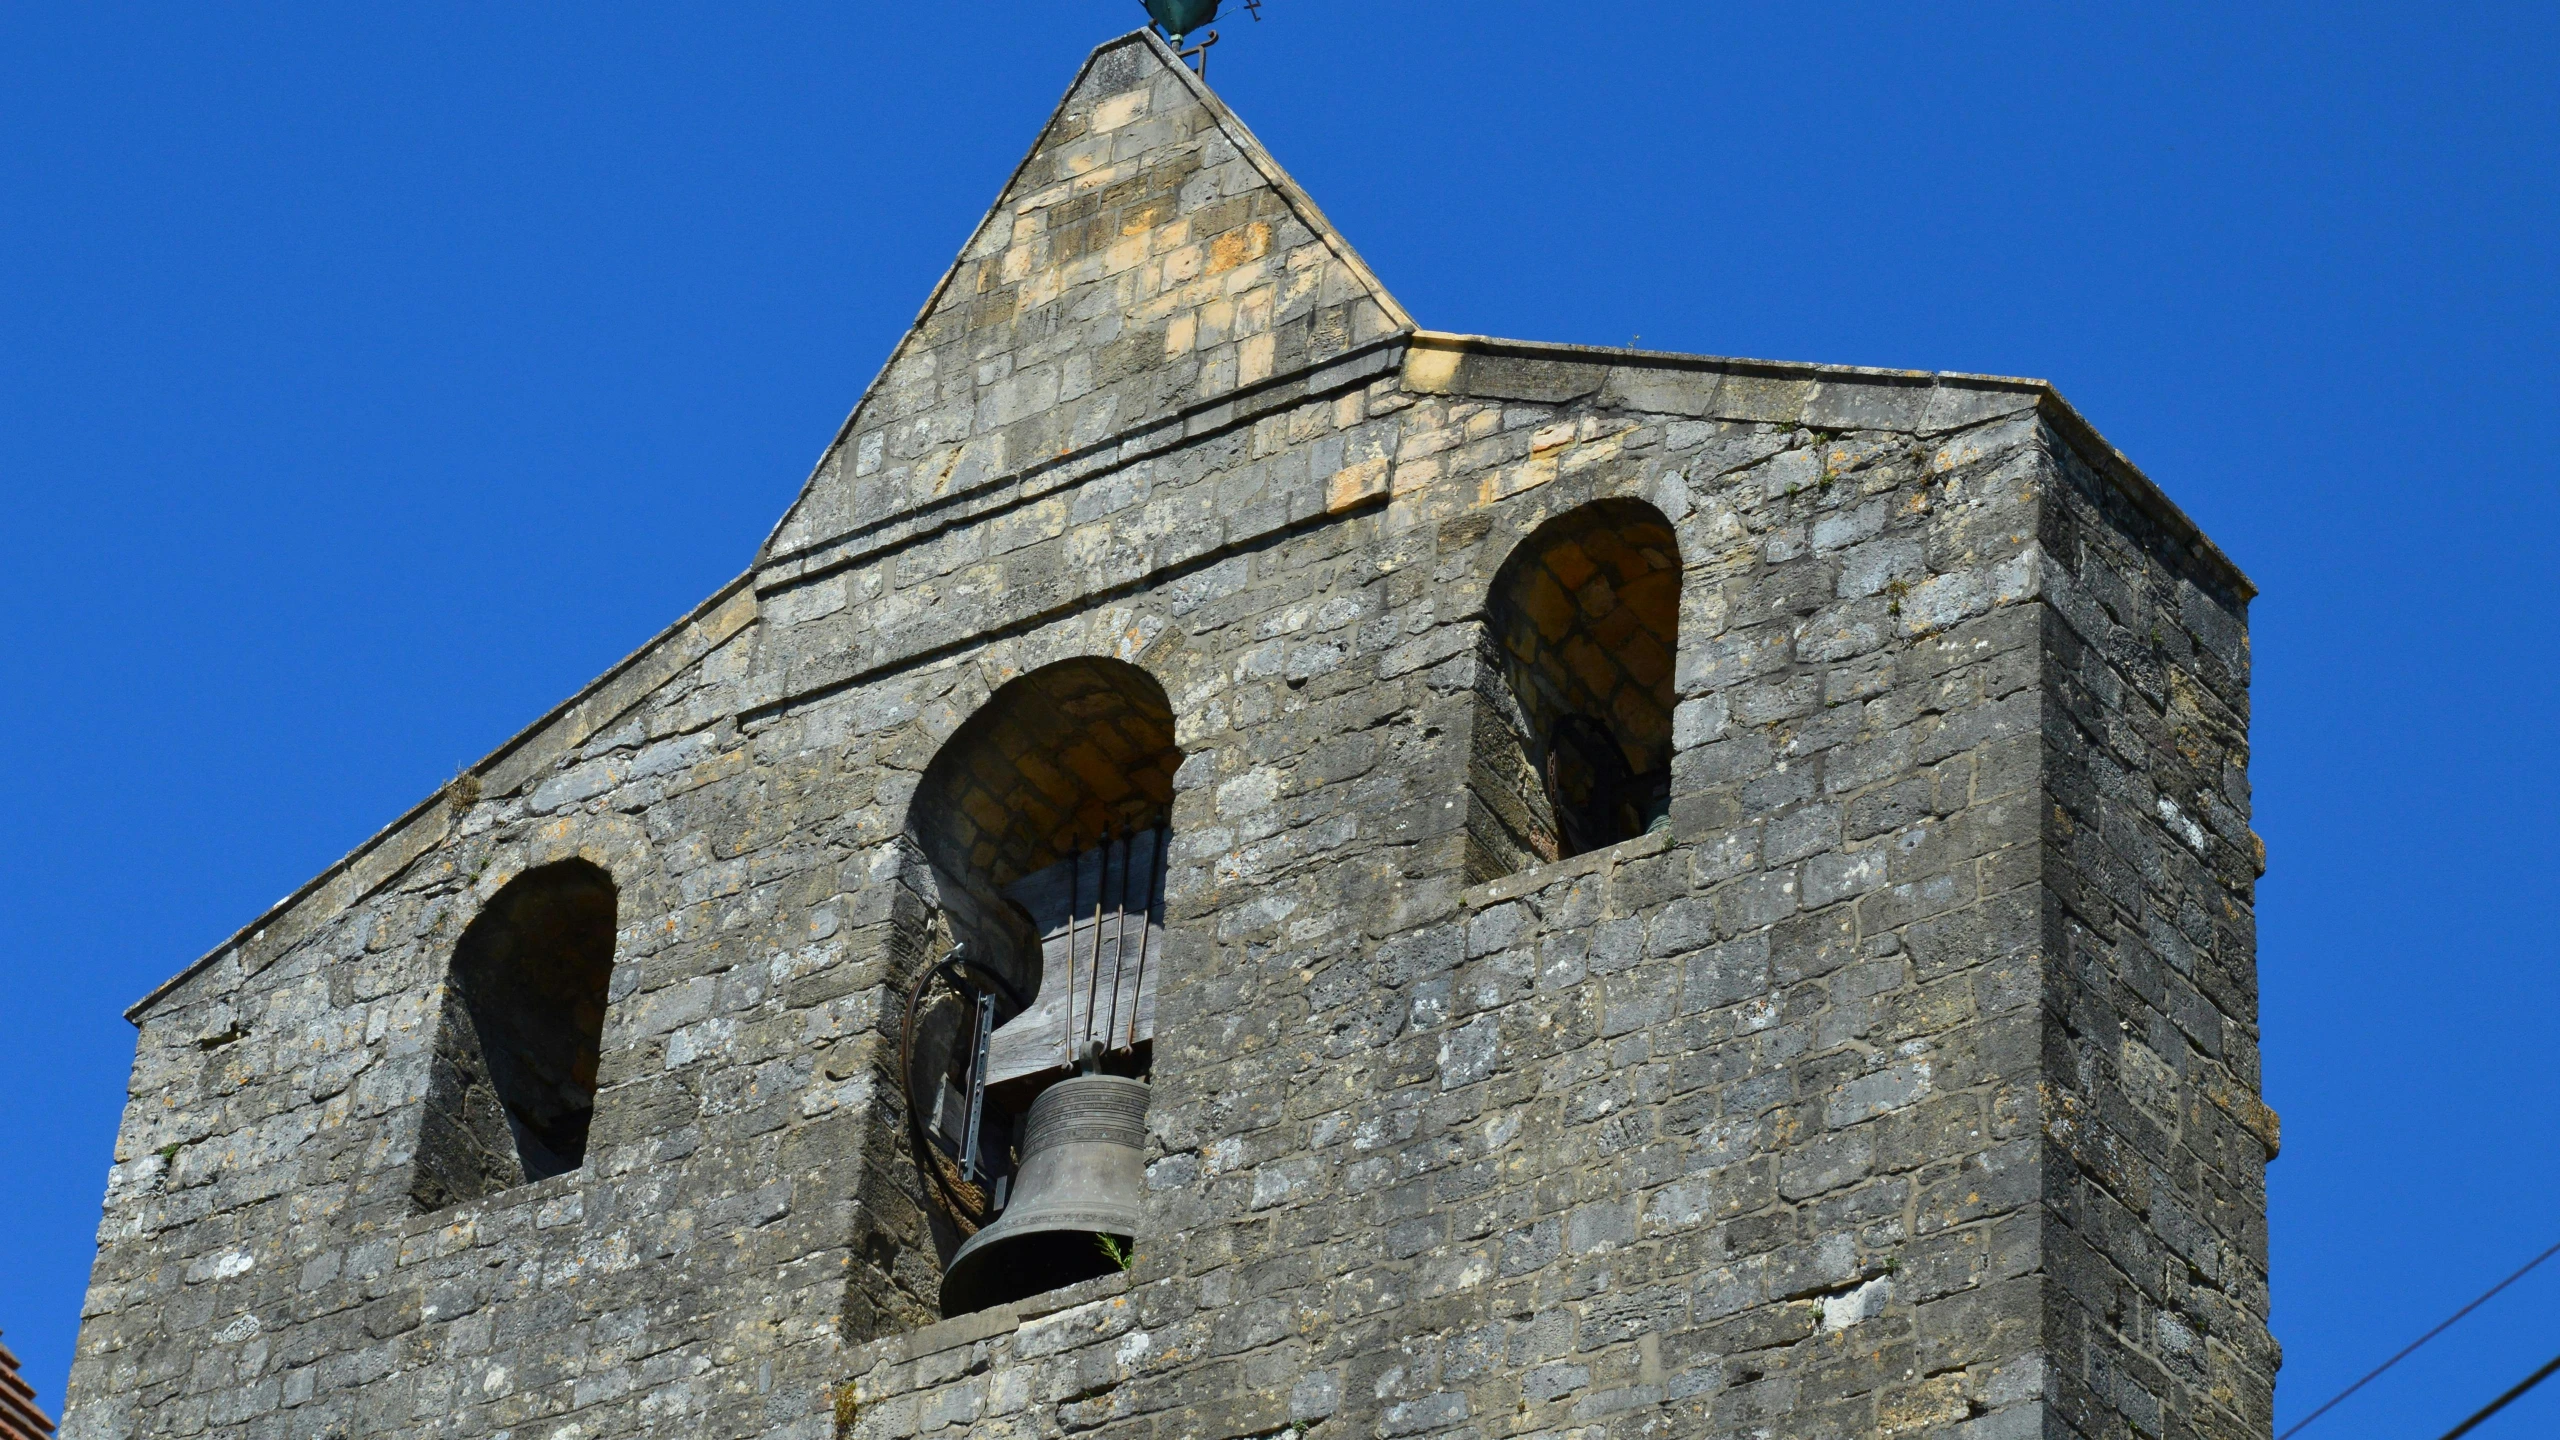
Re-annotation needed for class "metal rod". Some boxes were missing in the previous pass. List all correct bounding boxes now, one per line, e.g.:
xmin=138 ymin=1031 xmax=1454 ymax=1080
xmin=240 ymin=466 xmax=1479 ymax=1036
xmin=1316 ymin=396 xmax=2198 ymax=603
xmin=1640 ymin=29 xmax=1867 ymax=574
xmin=1083 ymin=829 xmax=1108 ymax=1064
xmin=1122 ymin=827 xmax=1142 ymax=1035
xmin=899 ymin=944 xmax=989 ymax=1229
xmin=1104 ymin=826 xmax=1131 ymax=1050
xmin=1119 ymin=828 xmax=1145 ymax=1053
xmin=1063 ymin=843 xmax=1079 ymax=1072
xmin=1126 ymin=824 xmax=1167 ymax=1053
xmin=1178 ymin=29 xmax=1218 ymax=78
xmin=960 ymin=987 xmax=995 ymax=1185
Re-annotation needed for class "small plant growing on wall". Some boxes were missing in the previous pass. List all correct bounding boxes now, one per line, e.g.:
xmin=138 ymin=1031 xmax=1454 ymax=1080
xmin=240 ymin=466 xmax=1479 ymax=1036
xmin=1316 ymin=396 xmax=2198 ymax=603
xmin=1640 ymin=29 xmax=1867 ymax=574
xmin=1095 ymin=1233 xmax=1135 ymax=1272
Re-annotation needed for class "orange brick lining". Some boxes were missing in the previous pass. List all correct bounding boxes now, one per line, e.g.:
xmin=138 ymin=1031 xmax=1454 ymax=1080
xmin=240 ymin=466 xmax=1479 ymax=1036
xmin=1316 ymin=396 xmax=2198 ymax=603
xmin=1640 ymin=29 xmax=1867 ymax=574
xmin=916 ymin=660 xmax=1181 ymax=895
xmin=1491 ymin=498 xmax=1681 ymax=785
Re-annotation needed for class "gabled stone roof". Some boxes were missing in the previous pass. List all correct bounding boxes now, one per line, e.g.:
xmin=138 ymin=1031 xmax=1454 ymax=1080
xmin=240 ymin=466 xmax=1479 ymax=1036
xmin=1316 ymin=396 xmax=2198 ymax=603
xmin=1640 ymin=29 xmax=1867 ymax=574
xmin=761 ymin=29 xmax=1412 ymax=568
xmin=119 ymin=28 xmax=2251 ymax=1026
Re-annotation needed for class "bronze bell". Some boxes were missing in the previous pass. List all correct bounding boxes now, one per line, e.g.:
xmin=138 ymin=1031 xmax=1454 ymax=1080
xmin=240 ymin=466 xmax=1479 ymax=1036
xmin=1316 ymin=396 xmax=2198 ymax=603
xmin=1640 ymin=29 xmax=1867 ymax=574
xmin=940 ymin=1074 xmax=1149 ymax=1315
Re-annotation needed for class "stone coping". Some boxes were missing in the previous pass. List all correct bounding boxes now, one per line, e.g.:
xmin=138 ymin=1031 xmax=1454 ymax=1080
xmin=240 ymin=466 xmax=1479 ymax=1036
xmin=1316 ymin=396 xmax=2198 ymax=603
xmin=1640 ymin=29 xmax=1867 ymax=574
xmin=1406 ymin=330 xmax=2255 ymax=603
xmin=125 ymin=572 xmax=762 ymax=1023
xmin=1459 ymin=828 xmax=1677 ymax=911
xmin=394 ymin=1165 xmax=586 ymax=1244
xmin=849 ymin=1272 xmax=1132 ymax=1371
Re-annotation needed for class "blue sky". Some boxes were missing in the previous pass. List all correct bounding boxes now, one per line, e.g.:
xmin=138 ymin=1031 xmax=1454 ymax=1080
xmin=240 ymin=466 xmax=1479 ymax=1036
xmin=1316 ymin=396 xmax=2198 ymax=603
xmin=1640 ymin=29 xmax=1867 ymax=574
xmin=4 ymin=3 xmax=2555 ymax=1433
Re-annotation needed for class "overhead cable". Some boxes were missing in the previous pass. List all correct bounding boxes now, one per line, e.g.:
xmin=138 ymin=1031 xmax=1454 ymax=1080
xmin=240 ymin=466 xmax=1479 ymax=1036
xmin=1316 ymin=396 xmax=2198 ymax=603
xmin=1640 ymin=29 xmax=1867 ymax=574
xmin=2277 ymin=1237 xmax=2560 ymax=1439
xmin=2433 ymin=1350 xmax=2560 ymax=1440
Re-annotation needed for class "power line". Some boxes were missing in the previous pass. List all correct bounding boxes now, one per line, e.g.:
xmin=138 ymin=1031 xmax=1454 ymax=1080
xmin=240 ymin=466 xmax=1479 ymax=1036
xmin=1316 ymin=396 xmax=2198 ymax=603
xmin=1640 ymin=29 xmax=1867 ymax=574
xmin=2277 ymin=1237 xmax=2560 ymax=1439
xmin=2434 ymin=1350 xmax=2560 ymax=1440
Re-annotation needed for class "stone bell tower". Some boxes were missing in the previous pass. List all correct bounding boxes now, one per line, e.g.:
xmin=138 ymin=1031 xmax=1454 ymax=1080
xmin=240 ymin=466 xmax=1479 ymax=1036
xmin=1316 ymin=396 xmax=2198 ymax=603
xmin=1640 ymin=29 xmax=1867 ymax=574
xmin=65 ymin=28 xmax=2274 ymax=1440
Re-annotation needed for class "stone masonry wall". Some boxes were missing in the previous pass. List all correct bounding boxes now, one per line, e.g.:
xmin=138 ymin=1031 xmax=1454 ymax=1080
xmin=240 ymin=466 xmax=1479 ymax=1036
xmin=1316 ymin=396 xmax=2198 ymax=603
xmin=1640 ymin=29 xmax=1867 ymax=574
xmin=760 ymin=35 xmax=1406 ymax=570
xmin=2037 ymin=430 xmax=2274 ymax=1440
xmin=831 ymin=357 xmax=2073 ymax=1440
xmin=64 ymin=31 xmax=2266 ymax=1440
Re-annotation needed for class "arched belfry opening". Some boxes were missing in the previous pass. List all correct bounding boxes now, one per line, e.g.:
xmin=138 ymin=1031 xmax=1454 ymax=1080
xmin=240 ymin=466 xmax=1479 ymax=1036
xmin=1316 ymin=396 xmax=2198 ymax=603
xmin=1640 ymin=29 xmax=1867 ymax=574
xmin=1467 ymin=499 xmax=1682 ymax=881
xmin=899 ymin=658 xmax=1179 ymax=1316
xmin=410 ymin=859 xmax=619 ymax=1212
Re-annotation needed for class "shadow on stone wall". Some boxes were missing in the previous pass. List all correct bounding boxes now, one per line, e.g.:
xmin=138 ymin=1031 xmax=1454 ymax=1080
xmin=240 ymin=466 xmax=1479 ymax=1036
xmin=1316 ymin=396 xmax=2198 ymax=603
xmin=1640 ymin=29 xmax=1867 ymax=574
xmin=1467 ymin=498 xmax=1680 ymax=881
xmin=410 ymin=859 xmax=619 ymax=1212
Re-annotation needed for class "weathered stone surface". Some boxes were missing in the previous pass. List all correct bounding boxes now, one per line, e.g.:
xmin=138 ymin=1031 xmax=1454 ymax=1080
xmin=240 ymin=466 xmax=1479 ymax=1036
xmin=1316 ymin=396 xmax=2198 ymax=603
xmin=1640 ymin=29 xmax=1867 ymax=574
xmin=65 ymin=28 xmax=2268 ymax=1440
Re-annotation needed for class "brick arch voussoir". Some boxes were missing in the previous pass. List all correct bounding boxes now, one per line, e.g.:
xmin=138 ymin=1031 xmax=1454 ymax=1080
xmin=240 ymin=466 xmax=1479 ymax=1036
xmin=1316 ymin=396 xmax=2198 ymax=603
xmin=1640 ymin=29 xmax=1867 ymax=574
xmin=1471 ymin=464 xmax=1693 ymax=596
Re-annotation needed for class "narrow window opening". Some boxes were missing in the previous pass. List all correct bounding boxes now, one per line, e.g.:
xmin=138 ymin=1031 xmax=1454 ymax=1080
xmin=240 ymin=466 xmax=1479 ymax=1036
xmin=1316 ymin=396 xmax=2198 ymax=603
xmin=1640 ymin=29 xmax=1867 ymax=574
xmin=899 ymin=658 xmax=1180 ymax=1316
xmin=410 ymin=859 xmax=618 ymax=1212
xmin=1467 ymin=499 xmax=1682 ymax=881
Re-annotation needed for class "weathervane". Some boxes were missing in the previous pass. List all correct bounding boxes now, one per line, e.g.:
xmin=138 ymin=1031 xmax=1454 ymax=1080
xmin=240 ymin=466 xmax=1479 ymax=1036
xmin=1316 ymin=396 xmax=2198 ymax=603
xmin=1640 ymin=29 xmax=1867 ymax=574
xmin=1139 ymin=0 xmax=1261 ymax=78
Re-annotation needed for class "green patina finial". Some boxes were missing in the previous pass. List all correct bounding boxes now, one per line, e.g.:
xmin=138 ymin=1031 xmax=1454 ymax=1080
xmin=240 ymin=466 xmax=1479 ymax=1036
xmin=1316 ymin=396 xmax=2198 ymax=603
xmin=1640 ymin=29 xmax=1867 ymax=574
xmin=1141 ymin=0 xmax=1222 ymax=46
